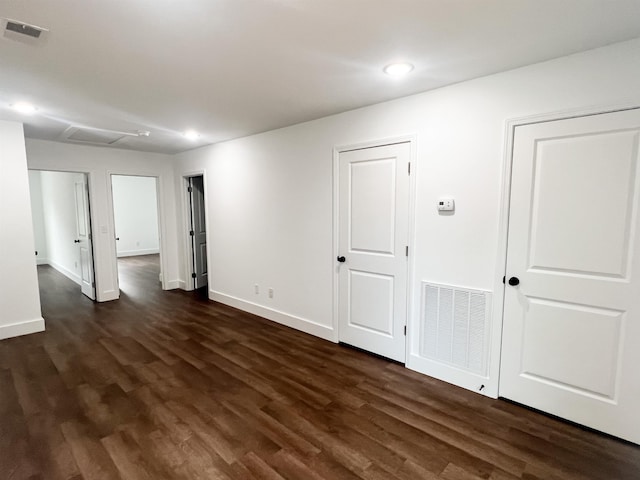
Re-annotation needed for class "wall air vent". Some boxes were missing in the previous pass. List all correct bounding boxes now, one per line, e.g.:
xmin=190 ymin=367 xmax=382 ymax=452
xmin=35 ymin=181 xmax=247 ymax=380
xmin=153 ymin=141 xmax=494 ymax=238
xmin=3 ymin=18 xmax=49 ymax=39
xmin=420 ymin=281 xmax=492 ymax=376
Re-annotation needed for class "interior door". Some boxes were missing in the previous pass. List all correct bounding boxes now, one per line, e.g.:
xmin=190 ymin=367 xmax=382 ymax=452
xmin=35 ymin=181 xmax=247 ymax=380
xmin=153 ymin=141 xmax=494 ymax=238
xmin=74 ymin=174 xmax=96 ymax=300
xmin=337 ymin=142 xmax=410 ymax=362
xmin=500 ymin=108 xmax=640 ymax=444
xmin=189 ymin=176 xmax=208 ymax=289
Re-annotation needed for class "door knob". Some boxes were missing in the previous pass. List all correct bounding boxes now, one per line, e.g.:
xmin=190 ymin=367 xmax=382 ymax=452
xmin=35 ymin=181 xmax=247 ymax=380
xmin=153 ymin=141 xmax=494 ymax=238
xmin=116 ymin=237 xmax=120 ymax=241
xmin=74 ymin=239 xmax=80 ymax=243
xmin=337 ymin=256 xmax=346 ymax=263
xmin=508 ymin=276 xmax=520 ymax=286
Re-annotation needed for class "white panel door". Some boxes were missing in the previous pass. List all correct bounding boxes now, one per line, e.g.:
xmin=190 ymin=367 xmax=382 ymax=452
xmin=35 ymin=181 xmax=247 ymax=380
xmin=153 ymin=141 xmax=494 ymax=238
xmin=500 ymin=108 xmax=640 ymax=444
xmin=337 ymin=142 xmax=410 ymax=362
xmin=74 ymin=175 xmax=95 ymax=300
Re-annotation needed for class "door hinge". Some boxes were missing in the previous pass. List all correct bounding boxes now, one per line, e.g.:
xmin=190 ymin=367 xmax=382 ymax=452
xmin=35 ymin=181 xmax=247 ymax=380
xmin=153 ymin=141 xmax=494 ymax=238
xmin=405 ymin=245 xmax=409 ymax=257
xmin=404 ymin=325 xmax=407 ymax=336
xmin=502 ymin=275 xmax=506 ymax=284
xmin=408 ymin=162 xmax=411 ymax=175
xmin=187 ymin=186 xmax=193 ymax=193
xmin=191 ymin=273 xmax=197 ymax=279
xmin=189 ymin=230 xmax=195 ymax=236
xmin=91 ymin=281 xmax=96 ymax=288
xmin=88 ymin=233 xmax=92 ymax=240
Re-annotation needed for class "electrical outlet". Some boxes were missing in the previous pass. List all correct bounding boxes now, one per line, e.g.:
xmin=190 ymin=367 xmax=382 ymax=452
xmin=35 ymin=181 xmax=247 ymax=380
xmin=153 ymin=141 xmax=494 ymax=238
xmin=268 ymin=288 xmax=274 ymax=299
xmin=254 ymin=284 xmax=259 ymax=294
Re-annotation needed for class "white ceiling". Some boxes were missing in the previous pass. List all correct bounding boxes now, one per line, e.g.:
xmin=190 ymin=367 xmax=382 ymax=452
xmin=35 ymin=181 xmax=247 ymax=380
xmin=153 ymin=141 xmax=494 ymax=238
xmin=1 ymin=1 xmax=639 ymax=154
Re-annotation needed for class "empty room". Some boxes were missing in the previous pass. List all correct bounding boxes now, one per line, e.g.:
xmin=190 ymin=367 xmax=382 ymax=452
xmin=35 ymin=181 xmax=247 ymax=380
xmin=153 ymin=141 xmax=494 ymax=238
xmin=1 ymin=1 xmax=640 ymax=479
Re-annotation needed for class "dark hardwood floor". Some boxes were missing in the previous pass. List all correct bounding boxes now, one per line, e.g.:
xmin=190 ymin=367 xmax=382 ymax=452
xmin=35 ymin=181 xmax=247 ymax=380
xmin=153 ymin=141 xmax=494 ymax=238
xmin=1 ymin=255 xmax=639 ymax=479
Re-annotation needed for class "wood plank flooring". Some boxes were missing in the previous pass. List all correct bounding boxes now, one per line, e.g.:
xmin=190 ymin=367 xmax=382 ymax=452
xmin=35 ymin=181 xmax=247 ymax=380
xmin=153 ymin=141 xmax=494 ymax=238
xmin=1 ymin=255 xmax=639 ymax=479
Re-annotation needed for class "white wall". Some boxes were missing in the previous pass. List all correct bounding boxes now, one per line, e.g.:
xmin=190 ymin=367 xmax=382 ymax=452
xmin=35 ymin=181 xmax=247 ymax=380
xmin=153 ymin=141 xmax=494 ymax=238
xmin=112 ymin=175 xmax=160 ymax=257
xmin=28 ymin=170 xmax=48 ymax=265
xmin=173 ymin=38 xmax=640 ymax=397
xmin=0 ymin=121 xmax=44 ymax=339
xmin=25 ymin=140 xmax=181 ymax=301
xmin=38 ymin=170 xmax=86 ymax=284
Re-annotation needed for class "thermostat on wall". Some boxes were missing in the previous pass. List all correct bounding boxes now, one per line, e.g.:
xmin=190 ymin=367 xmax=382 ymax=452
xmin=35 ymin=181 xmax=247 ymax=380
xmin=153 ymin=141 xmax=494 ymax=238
xmin=437 ymin=198 xmax=455 ymax=211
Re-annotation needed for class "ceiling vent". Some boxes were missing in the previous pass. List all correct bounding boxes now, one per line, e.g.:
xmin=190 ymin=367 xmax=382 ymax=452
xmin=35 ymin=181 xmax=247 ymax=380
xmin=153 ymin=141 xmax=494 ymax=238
xmin=2 ymin=18 xmax=48 ymax=39
xmin=60 ymin=126 xmax=150 ymax=147
xmin=64 ymin=126 xmax=127 ymax=145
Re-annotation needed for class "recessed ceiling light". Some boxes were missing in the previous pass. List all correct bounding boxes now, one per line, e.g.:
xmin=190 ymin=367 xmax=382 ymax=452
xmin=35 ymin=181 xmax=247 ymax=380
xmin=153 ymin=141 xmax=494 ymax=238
xmin=383 ymin=62 xmax=414 ymax=77
xmin=184 ymin=130 xmax=200 ymax=140
xmin=10 ymin=101 xmax=37 ymax=114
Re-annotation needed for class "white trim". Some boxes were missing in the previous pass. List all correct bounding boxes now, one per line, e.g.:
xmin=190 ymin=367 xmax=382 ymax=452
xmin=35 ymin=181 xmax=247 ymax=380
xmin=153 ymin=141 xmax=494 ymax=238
xmin=116 ymin=248 xmax=160 ymax=257
xmin=334 ymin=134 xmax=417 ymax=153
xmin=181 ymin=175 xmax=194 ymax=291
xmin=407 ymin=353 xmax=491 ymax=394
xmin=28 ymin=167 xmax=102 ymax=301
xmin=100 ymin=289 xmax=119 ymax=302
xmin=164 ymin=279 xmax=181 ymax=290
xmin=493 ymin=101 xmax=640 ymax=400
xmin=180 ymin=170 xmax=207 ymax=291
xmin=155 ymin=173 xmax=170 ymax=291
xmin=332 ymin=134 xmax=417 ymax=358
xmin=48 ymin=259 xmax=81 ymax=285
xmin=405 ymin=138 xmax=419 ymax=367
xmin=210 ymin=290 xmax=335 ymax=342
xmin=0 ymin=317 xmax=45 ymax=340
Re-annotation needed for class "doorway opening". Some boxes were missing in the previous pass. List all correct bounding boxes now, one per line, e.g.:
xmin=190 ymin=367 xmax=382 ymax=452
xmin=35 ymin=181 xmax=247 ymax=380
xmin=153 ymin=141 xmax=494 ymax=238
xmin=28 ymin=169 xmax=96 ymax=301
xmin=185 ymin=175 xmax=208 ymax=292
xmin=110 ymin=174 xmax=162 ymax=299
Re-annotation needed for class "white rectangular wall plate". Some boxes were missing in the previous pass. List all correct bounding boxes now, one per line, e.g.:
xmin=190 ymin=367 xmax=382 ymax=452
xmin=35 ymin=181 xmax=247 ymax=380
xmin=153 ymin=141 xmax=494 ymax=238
xmin=437 ymin=197 xmax=455 ymax=211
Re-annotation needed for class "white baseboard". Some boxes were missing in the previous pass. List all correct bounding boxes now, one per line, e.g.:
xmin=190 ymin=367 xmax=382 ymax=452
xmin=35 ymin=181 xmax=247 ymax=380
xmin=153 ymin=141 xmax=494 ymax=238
xmin=97 ymin=289 xmax=119 ymax=302
xmin=0 ymin=317 xmax=45 ymax=340
xmin=164 ymin=279 xmax=181 ymax=290
xmin=210 ymin=291 xmax=335 ymax=342
xmin=406 ymin=353 xmax=498 ymax=398
xmin=117 ymin=249 xmax=160 ymax=258
xmin=36 ymin=258 xmax=48 ymax=265
xmin=49 ymin=260 xmax=81 ymax=286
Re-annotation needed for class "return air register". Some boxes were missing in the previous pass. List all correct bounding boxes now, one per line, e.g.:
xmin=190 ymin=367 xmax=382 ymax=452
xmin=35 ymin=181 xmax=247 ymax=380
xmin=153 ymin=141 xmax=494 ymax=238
xmin=60 ymin=126 xmax=151 ymax=147
xmin=420 ymin=281 xmax=491 ymax=376
xmin=3 ymin=18 xmax=49 ymax=39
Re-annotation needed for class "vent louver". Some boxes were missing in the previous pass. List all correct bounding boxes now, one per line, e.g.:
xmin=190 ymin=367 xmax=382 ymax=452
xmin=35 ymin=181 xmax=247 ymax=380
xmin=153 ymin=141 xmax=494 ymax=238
xmin=420 ymin=282 xmax=492 ymax=376
xmin=66 ymin=128 xmax=127 ymax=145
xmin=59 ymin=126 xmax=149 ymax=147
xmin=4 ymin=19 xmax=48 ymax=38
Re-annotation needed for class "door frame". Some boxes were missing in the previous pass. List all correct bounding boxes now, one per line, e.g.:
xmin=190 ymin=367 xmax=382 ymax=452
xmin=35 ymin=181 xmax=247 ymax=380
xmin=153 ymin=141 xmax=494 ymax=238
xmin=181 ymin=170 xmax=209 ymax=292
xmin=107 ymin=172 xmax=168 ymax=291
xmin=28 ymin=168 xmax=98 ymax=299
xmin=493 ymin=101 xmax=640 ymax=398
xmin=332 ymin=135 xmax=417 ymax=349
xmin=74 ymin=175 xmax=96 ymax=299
